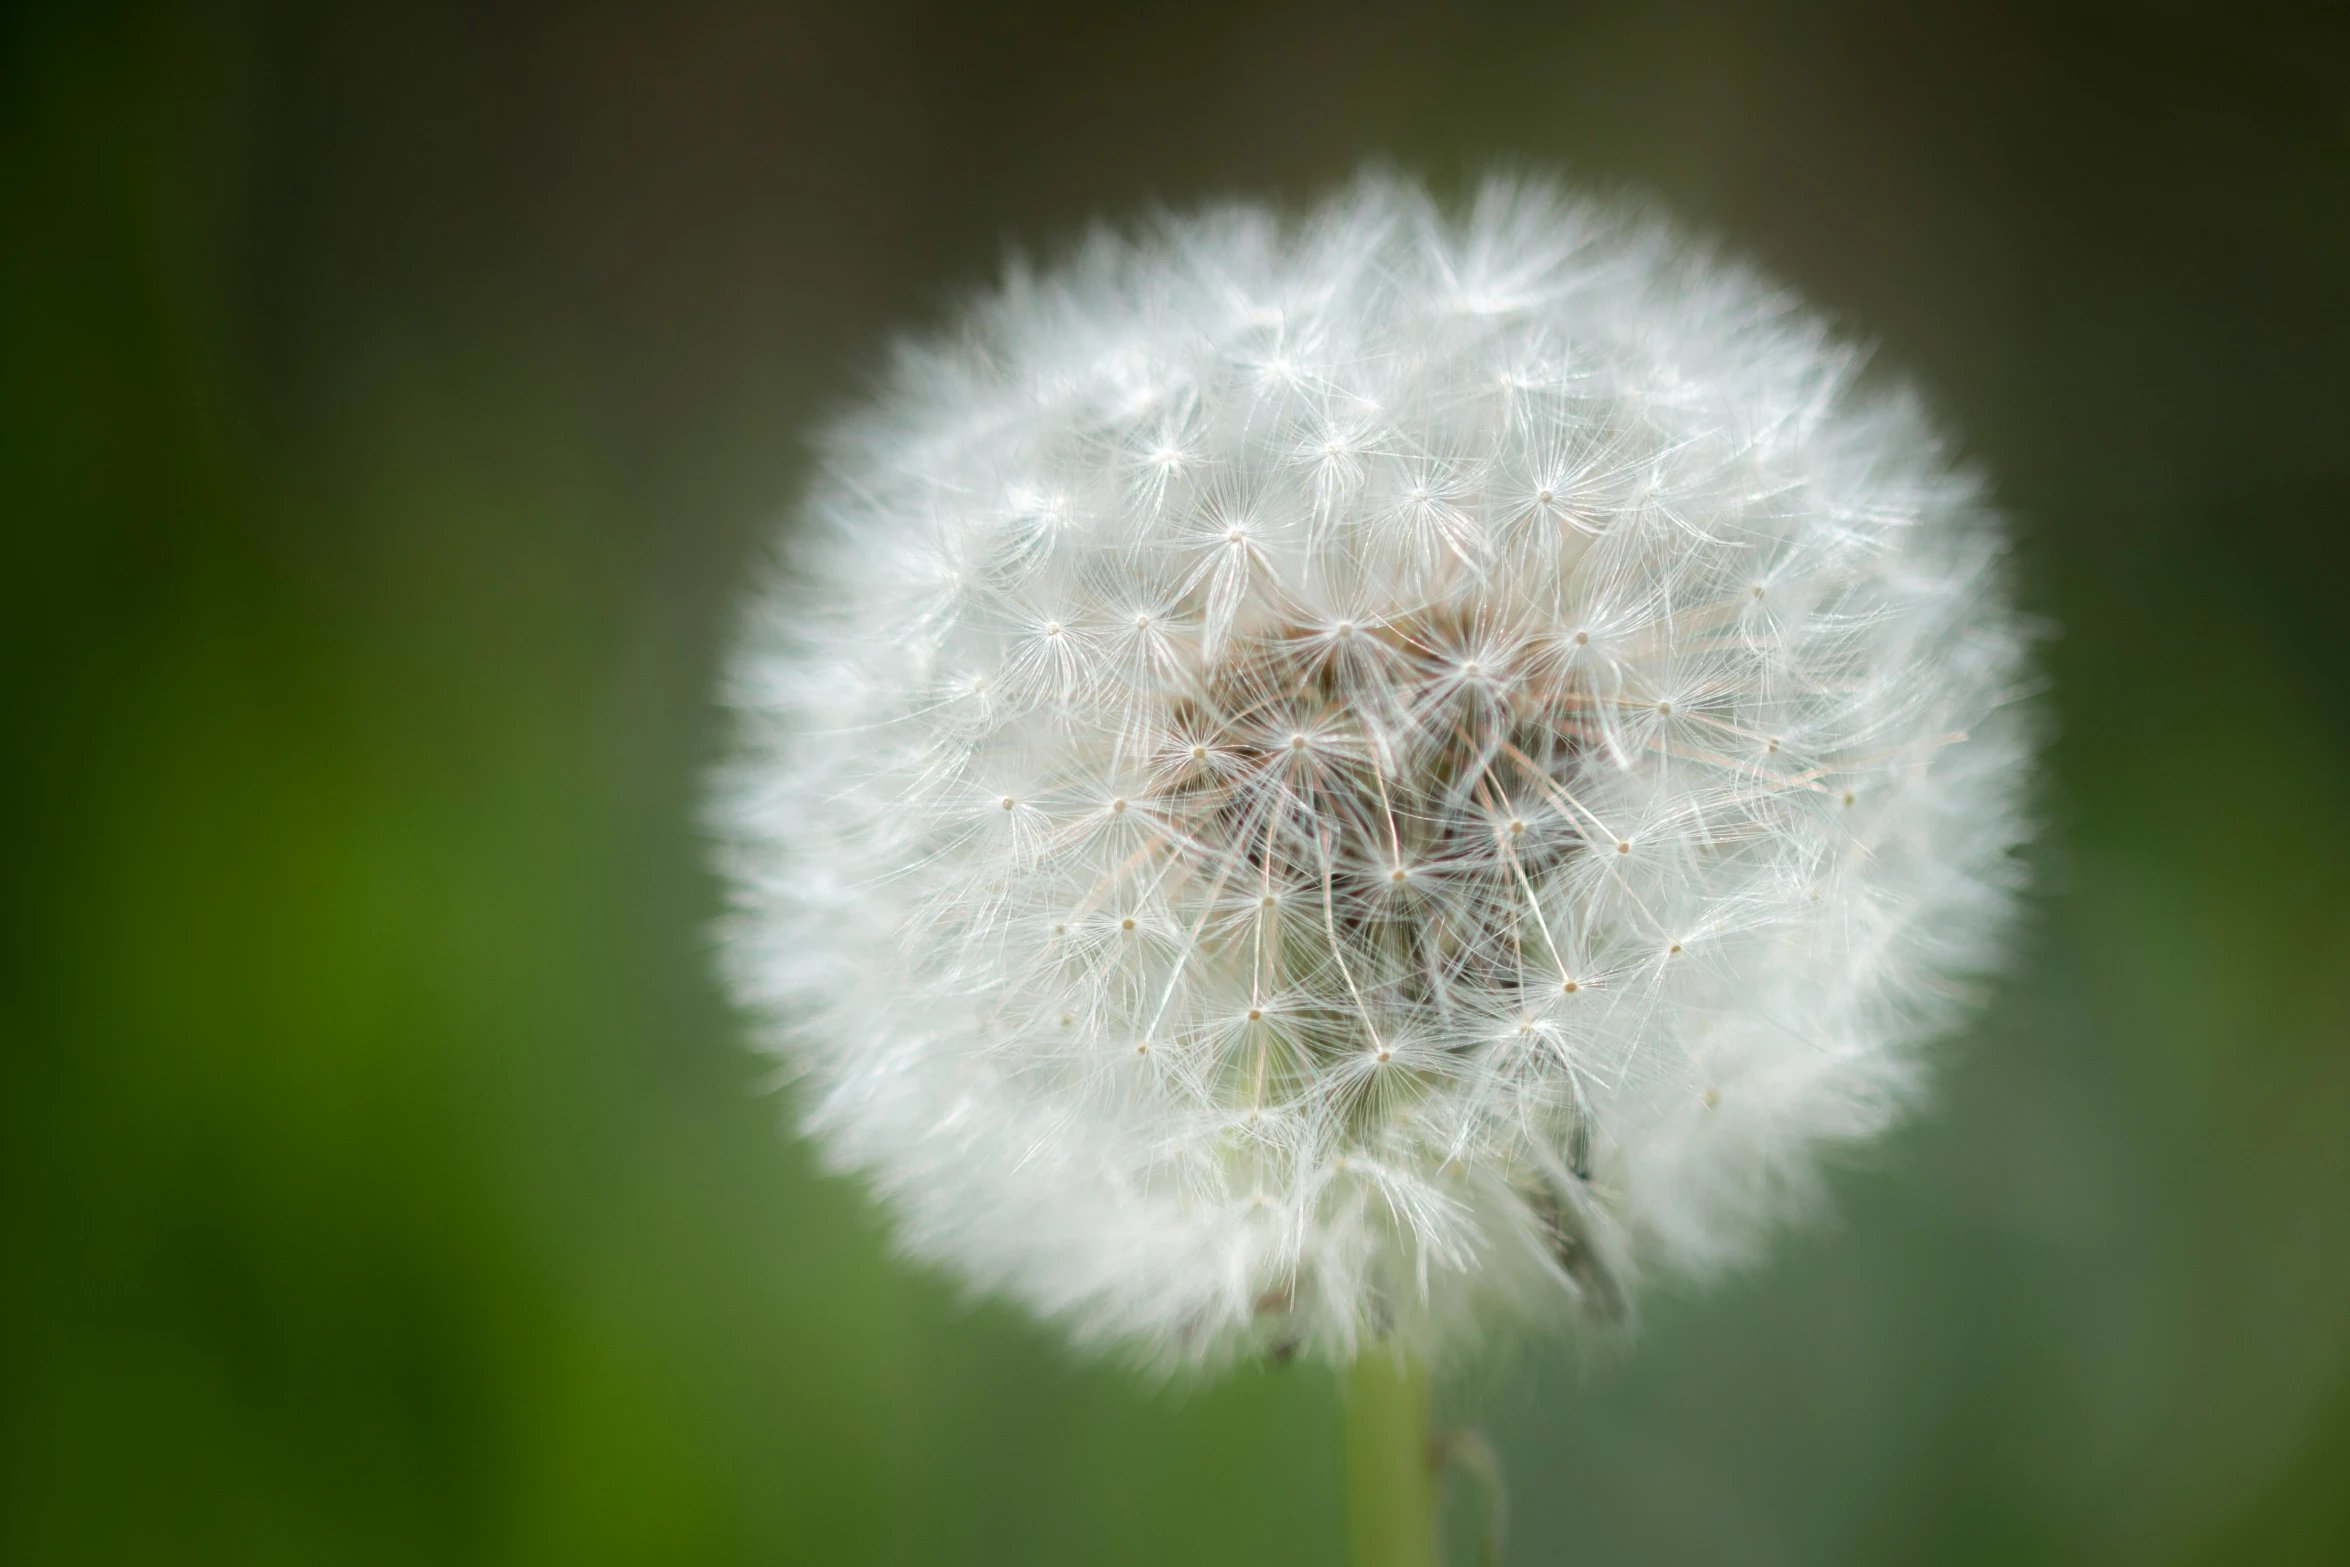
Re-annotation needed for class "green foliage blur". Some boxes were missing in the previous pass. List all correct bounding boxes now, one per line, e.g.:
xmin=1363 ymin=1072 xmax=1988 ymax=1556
xmin=6 ymin=3 xmax=2348 ymax=1561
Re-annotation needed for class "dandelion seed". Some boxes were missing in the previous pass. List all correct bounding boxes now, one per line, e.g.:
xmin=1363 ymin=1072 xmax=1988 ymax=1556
xmin=713 ymin=170 xmax=2034 ymax=1372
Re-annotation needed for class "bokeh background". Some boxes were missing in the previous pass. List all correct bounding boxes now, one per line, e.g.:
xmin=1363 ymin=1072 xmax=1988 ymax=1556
xmin=8 ymin=2 xmax=2350 ymax=1562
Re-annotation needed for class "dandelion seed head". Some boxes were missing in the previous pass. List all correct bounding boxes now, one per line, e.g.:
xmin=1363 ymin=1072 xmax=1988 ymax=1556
xmin=713 ymin=171 xmax=2034 ymax=1372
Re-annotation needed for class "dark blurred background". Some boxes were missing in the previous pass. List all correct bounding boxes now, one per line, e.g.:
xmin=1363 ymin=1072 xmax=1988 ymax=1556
xmin=6 ymin=2 xmax=2349 ymax=1562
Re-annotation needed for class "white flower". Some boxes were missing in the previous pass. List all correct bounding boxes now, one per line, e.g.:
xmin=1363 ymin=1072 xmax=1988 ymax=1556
xmin=713 ymin=171 xmax=2033 ymax=1372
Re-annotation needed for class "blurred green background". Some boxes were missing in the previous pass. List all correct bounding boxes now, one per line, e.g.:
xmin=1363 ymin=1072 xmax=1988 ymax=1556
xmin=6 ymin=2 xmax=2349 ymax=1562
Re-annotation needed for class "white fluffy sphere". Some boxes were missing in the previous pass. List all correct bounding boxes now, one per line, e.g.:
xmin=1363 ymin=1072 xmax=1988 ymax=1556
xmin=715 ymin=172 xmax=2032 ymax=1370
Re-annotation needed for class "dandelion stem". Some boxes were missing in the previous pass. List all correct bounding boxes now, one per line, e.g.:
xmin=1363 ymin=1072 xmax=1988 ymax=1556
xmin=1344 ymin=1347 xmax=1438 ymax=1567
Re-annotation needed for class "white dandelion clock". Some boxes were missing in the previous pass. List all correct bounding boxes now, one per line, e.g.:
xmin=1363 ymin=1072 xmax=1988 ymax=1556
xmin=713 ymin=172 xmax=2033 ymax=1380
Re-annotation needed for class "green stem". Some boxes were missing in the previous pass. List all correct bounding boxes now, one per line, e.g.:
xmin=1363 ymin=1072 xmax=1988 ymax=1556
xmin=1344 ymin=1347 xmax=1438 ymax=1567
